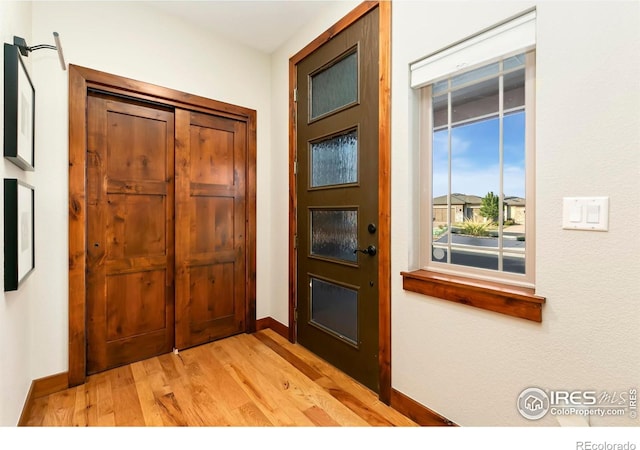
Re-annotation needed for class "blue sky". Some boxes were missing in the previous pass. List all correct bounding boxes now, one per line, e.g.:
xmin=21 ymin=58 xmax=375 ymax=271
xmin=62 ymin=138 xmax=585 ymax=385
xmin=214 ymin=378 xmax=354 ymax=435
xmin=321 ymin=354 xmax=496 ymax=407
xmin=432 ymin=111 xmax=526 ymax=199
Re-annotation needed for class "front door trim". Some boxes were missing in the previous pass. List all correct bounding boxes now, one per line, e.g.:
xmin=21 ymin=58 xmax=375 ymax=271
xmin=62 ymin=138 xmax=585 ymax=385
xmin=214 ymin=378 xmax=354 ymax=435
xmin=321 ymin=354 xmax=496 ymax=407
xmin=68 ymin=65 xmax=257 ymax=386
xmin=288 ymin=1 xmax=391 ymax=403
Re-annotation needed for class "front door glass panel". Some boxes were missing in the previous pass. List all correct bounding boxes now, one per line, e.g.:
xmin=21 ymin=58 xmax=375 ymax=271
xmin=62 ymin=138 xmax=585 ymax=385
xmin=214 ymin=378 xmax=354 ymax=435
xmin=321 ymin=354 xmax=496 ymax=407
xmin=310 ymin=129 xmax=358 ymax=188
xmin=310 ymin=50 xmax=358 ymax=120
xmin=310 ymin=209 xmax=358 ymax=263
xmin=310 ymin=277 xmax=358 ymax=345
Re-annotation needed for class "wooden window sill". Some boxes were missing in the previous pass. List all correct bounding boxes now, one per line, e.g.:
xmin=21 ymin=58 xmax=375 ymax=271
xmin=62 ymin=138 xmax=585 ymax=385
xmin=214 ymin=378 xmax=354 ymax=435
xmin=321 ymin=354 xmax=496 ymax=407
xmin=401 ymin=270 xmax=545 ymax=322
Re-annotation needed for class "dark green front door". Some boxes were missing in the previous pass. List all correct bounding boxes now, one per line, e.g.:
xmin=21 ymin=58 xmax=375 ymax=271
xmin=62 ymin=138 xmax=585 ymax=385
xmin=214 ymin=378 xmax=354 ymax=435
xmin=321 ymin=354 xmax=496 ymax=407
xmin=295 ymin=8 xmax=380 ymax=392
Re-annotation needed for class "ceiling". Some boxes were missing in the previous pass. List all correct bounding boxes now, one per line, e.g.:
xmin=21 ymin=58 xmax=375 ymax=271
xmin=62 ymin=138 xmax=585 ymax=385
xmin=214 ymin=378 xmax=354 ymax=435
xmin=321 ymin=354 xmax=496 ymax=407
xmin=147 ymin=0 xmax=340 ymax=54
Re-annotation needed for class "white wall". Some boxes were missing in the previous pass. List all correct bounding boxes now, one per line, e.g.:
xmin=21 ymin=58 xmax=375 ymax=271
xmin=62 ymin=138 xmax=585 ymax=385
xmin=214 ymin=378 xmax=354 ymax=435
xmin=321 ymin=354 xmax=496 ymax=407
xmin=390 ymin=1 xmax=640 ymax=426
xmin=0 ymin=0 xmax=35 ymax=427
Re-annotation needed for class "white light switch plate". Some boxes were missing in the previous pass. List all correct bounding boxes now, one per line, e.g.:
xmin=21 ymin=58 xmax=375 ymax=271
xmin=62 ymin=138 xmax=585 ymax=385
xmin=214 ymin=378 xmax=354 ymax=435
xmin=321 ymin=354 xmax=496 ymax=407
xmin=562 ymin=197 xmax=609 ymax=231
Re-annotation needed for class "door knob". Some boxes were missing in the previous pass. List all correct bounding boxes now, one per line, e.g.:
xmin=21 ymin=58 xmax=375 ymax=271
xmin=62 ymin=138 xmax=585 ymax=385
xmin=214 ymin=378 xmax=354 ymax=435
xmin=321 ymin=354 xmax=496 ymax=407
xmin=353 ymin=245 xmax=377 ymax=256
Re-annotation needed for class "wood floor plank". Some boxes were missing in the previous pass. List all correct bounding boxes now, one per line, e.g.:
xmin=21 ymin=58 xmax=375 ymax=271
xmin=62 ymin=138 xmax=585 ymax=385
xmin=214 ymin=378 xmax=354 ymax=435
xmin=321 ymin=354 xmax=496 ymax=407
xmin=41 ymin=396 xmax=57 ymax=426
xmin=209 ymin=336 xmax=317 ymax=426
xmin=21 ymin=330 xmax=417 ymax=427
xmin=234 ymin=401 xmax=273 ymax=426
xmin=253 ymin=331 xmax=324 ymax=381
xmin=181 ymin=343 xmax=251 ymax=411
xmin=282 ymin=336 xmax=417 ymax=426
xmin=110 ymin=366 xmax=145 ymax=426
xmin=46 ymin=388 xmax=76 ymax=426
xmin=170 ymin=348 xmax=238 ymax=426
xmin=180 ymin=347 xmax=244 ymax=425
xmin=71 ymin=383 xmax=88 ymax=426
xmin=151 ymin=356 xmax=209 ymax=426
xmin=130 ymin=361 xmax=165 ymax=426
xmin=25 ymin=397 xmax=48 ymax=426
xmin=316 ymin=376 xmax=394 ymax=426
xmin=303 ymin=405 xmax=341 ymax=426
xmin=157 ymin=352 xmax=183 ymax=380
xmin=259 ymin=328 xmax=418 ymax=427
xmin=145 ymin=360 xmax=190 ymax=426
xmin=228 ymin=333 xmax=369 ymax=426
xmin=78 ymin=377 xmax=100 ymax=426
xmin=94 ymin=373 xmax=116 ymax=426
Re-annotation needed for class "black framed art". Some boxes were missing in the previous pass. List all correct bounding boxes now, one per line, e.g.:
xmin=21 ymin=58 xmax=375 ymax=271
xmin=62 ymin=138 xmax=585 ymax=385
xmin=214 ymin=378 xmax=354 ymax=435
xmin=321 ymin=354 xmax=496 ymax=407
xmin=4 ymin=179 xmax=35 ymax=291
xmin=4 ymin=43 xmax=35 ymax=171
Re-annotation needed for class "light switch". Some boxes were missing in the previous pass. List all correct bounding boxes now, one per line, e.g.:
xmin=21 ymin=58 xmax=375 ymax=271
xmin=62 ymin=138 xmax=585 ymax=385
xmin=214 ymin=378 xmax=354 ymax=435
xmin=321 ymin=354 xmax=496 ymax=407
xmin=570 ymin=203 xmax=583 ymax=222
xmin=563 ymin=197 xmax=609 ymax=231
xmin=586 ymin=205 xmax=600 ymax=223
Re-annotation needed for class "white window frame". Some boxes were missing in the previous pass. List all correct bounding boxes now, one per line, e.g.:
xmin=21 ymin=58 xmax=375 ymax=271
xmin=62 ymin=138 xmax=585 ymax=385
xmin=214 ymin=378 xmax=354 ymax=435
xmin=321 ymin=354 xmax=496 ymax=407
xmin=411 ymin=9 xmax=537 ymax=288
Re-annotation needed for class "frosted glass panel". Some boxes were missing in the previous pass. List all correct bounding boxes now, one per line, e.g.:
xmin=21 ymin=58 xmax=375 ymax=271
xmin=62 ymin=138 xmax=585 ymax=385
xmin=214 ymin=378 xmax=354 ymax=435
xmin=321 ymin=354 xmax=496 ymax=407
xmin=310 ymin=130 xmax=358 ymax=187
xmin=311 ymin=209 xmax=357 ymax=263
xmin=311 ymin=51 xmax=358 ymax=119
xmin=310 ymin=278 xmax=357 ymax=345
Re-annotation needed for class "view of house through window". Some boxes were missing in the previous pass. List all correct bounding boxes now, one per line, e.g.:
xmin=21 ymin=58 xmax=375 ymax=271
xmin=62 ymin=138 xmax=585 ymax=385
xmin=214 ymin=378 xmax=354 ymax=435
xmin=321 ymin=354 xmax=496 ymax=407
xmin=427 ymin=53 xmax=533 ymax=280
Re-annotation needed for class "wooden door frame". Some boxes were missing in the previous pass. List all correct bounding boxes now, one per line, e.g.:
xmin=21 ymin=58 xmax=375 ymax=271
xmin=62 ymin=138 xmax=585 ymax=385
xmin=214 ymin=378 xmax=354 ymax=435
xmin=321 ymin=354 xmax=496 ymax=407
xmin=68 ymin=65 xmax=257 ymax=387
xmin=288 ymin=1 xmax=392 ymax=403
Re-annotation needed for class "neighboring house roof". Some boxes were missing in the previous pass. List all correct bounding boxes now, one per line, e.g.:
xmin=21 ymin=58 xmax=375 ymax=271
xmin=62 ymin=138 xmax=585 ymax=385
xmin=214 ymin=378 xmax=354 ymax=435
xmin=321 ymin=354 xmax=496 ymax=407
xmin=432 ymin=194 xmax=483 ymax=206
xmin=504 ymin=196 xmax=525 ymax=206
xmin=433 ymin=194 xmax=525 ymax=207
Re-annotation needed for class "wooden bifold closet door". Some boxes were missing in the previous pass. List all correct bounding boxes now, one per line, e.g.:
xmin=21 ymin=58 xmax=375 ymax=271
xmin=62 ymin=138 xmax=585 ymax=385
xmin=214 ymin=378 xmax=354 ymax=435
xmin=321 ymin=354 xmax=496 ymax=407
xmin=86 ymin=94 xmax=175 ymax=374
xmin=174 ymin=109 xmax=247 ymax=349
xmin=86 ymin=92 xmax=247 ymax=374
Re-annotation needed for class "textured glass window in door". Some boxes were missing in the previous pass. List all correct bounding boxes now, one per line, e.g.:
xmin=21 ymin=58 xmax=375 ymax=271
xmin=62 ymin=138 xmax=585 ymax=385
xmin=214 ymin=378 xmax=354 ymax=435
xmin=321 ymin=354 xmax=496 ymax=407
xmin=310 ymin=50 xmax=358 ymax=119
xmin=310 ymin=209 xmax=357 ymax=263
xmin=310 ymin=129 xmax=358 ymax=188
xmin=310 ymin=277 xmax=358 ymax=345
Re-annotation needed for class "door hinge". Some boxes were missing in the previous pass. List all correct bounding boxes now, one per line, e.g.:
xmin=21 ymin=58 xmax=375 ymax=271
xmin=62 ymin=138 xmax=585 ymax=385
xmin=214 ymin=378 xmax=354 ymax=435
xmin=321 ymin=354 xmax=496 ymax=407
xmin=293 ymin=88 xmax=298 ymax=102
xmin=294 ymin=234 xmax=298 ymax=249
xmin=293 ymin=160 xmax=298 ymax=175
xmin=294 ymin=308 xmax=298 ymax=321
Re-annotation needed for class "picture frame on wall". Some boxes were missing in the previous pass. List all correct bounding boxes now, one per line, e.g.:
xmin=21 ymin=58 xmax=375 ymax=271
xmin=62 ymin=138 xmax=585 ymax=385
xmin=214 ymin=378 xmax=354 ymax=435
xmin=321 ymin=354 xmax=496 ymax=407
xmin=3 ymin=43 xmax=35 ymax=171
xmin=4 ymin=179 xmax=35 ymax=291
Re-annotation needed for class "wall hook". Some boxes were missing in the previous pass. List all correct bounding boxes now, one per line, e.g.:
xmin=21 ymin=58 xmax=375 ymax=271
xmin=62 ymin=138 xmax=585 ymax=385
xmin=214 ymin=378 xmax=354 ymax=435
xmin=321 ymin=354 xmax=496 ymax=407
xmin=13 ymin=32 xmax=66 ymax=71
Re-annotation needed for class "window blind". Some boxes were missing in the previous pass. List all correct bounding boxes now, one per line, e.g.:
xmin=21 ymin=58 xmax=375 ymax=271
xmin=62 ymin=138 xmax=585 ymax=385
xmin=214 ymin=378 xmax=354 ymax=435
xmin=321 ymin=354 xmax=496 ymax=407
xmin=410 ymin=9 xmax=536 ymax=89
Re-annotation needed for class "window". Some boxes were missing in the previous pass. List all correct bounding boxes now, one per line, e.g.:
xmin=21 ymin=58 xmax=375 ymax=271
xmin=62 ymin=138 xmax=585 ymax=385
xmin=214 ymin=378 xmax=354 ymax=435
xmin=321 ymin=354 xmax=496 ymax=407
xmin=426 ymin=52 xmax=534 ymax=285
xmin=402 ymin=10 xmax=545 ymax=322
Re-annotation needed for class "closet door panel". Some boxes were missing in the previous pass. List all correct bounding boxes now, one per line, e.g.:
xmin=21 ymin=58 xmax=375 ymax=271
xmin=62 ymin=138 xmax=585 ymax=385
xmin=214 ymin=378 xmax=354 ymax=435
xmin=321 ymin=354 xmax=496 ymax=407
xmin=86 ymin=94 xmax=175 ymax=374
xmin=175 ymin=109 xmax=247 ymax=349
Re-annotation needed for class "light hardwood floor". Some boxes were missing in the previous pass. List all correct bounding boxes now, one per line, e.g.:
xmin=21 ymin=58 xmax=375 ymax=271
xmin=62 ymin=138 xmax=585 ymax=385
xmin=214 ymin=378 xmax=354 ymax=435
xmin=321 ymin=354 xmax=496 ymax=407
xmin=22 ymin=329 xmax=417 ymax=426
